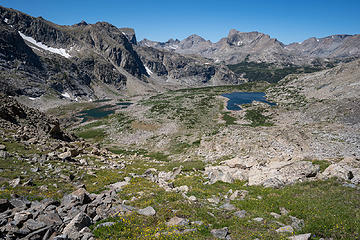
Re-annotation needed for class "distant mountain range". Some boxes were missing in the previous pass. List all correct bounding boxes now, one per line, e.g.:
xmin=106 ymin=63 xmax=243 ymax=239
xmin=0 ymin=5 xmax=359 ymax=103
xmin=139 ymin=29 xmax=360 ymax=65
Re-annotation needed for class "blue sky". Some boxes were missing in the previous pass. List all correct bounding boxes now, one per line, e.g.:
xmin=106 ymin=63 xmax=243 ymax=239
xmin=2 ymin=0 xmax=359 ymax=44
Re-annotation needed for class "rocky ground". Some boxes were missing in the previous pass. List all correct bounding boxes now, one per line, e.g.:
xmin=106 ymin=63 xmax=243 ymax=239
xmin=1 ymin=60 xmax=360 ymax=239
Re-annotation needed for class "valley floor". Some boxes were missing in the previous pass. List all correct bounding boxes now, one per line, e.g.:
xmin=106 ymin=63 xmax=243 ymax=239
xmin=1 ymin=62 xmax=360 ymax=239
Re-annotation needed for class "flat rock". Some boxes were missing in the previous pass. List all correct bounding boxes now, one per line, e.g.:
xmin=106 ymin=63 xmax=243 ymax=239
xmin=288 ymin=233 xmax=311 ymax=240
xmin=233 ymin=210 xmax=247 ymax=218
xmin=220 ymin=203 xmax=236 ymax=211
xmin=276 ymin=225 xmax=294 ymax=233
xmin=137 ymin=206 xmax=156 ymax=216
xmin=24 ymin=219 xmax=47 ymax=231
xmin=94 ymin=222 xmax=116 ymax=230
xmin=166 ymin=216 xmax=189 ymax=226
xmin=270 ymin=212 xmax=281 ymax=219
xmin=211 ymin=227 xmax=230 ymax=239
xmin=253 ymin=217 xmax=263 ymax=222
xmin=109 ymin=179 xmax=130 ymax=192
xmin=9 ymin=178 xmax=21 ymax=188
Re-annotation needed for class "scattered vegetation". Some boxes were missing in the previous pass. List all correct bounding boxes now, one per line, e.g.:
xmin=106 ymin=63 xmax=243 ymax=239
xmin=228 ymin=61 xmax=324 ymax=83
xmin=244 ymin=108 xmax=273 ymax=127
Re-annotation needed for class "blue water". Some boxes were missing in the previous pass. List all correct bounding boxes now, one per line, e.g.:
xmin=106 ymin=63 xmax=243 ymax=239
xmin=221 ymin=92 xmax=276 ymax=111
xmin=77 ymin=102 xmax=133 ymax=122
xmin=77 ymin=105 xmax=115 ymax=123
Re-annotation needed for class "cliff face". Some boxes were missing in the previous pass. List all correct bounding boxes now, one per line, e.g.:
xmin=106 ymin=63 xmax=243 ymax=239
xmin=0 ymin=6 xmax=241 ymax=102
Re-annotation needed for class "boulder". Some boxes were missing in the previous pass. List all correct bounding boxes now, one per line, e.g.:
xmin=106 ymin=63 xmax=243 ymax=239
xmin=205 ymin=166 xmax=247 ymax=184
xmin=276 ymin=225 xmax=294 ymax=233
xmin=9 ymin=178 xmax=21 ymax=188
xmin=322 ymin=158 xmax=360 ymax=184
xmin=248 ymin=161 xmax=319 ymax=187
xmin=137 ymin=206 xmax=156 ymax=216
xmin=23 ymin=219 xmax=47 ymax=231
xmin=211 ymin=227 xmax=230 ymax=239
xmin=166 ymin=216 xmax=189 ymax=227
xmin=62 ymin=212 xmax=92 ymax=239
xmin=13 ymin=211 xmax=32 ymax=226
xmin=37 ymin=212 xmax=63 ymax=226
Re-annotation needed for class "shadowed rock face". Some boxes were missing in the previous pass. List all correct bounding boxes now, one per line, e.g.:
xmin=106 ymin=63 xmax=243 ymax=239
xmin=139 ymin=29 xmax=360 ymax=65
xmin=0 ymin=6 xmax=241 ymax=101
xmin=0 ymin=94 xmax=72 ymax=141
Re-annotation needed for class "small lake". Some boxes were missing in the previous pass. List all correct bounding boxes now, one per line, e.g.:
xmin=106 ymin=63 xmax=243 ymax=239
xmin=77 ymin=102 xmax=132 ymax=122
xmin=221 ymin=92 xmax=276 ymax=111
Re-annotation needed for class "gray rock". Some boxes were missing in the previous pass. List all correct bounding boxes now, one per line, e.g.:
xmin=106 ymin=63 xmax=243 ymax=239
xmin=53 ymin=234 xmax=70 ymax=240
xmin=188 ymin=195 xmax=197 ymax=201
xmin=23 ymin=219 xmax=46 ymax=231
xmin=275 ymin=225 xmax=294 ymax=233
xmin=0 ymin=144 xmax=6 ymax=150
xmin=166 ymin=216 xmax=189 ymax=226
xmin=94 ymin=222 xmax=116 ymax=230
xmin=270 ymin=212 xmax=281 ymax=219
xmin=0 ymin=150 xmax=9 ymax=158
xmin=62 ymin=212 xmax=92 ymax=239
xmin=263 ymin=177 xmax=285 ymax=188
xmin=280 ymin=207 xmax=289 ymax=216
xmin=9 ymin=178 xmax=21 ymax=188
xmin=37 ymin=212 xmax=63 ymax=226
xmin=191 ymin=221 xmax=203 ymax=225
xmin=253 ymin=217 xmax=264 ymax=222
xmin=109 ymin=179 xmax=130 ymax=192
xmin=207 ymin=196 xmax=220 ymax=204
xmin=137 ymin=206 xmax=156 ymax=216
xmin=220 ymin=203 xmax=236 ymax=211
xmin=211 ymin=227 xmax=230 ymax=239
xmin=288 ymin=233 xmax=312 ymax=240
xmin=289 ymin=216 xmax=305 ymax=231
xmin=233 ymin=210 xmax=247 ymax=218
xmin=13 ymin=211 xmax=32 ymax=226
xmin=70 ymin=188 xmax=92 ymax=205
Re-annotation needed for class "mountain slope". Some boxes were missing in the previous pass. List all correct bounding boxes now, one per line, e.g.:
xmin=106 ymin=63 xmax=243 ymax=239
xmin=0 ymin=6 xmax=241 ymax=104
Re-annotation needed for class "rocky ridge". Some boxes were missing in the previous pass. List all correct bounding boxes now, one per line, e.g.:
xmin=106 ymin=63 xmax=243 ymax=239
xmin=0 ymin=6 xmax=242 ymax=105
xmin=139 ymin=29 xmax=360 ymax=65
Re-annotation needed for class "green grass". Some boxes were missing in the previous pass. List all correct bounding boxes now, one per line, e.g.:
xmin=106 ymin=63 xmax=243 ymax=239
xmin=244 ymin=108 xmax=273 ymax=127
xmin=310 ymin=160 xmax=332 ymax=172
xmin=75 ymin=128 xmax=106 ymax=141
xmin=222 ymin=112 xmax=237 ymax=125
xmin=228 ymin=61 xmax=324 ymax=83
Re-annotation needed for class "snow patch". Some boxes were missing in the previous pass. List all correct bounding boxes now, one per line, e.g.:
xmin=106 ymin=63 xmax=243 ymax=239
xmin=18 ymin=32 xmax=71 ymax=58
xmin=145 ymin=66 xmax=153 ymax=75
xmin=316 ymin=38 xmax=319 ymax=42
xmin=61 ymin=92 xmax=71 ymax=99
xmin=215 ymin=59 xmax=220 ymax=63
xmin=28 ymin=97 xmax=37 ymax=101
xmin=169 ymin=45 xmax=178 ymax=49
xmin=4 ymin=18 xmax=9 ymax=24
xmin=237 ymin=41 xmax=242 ymax=46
